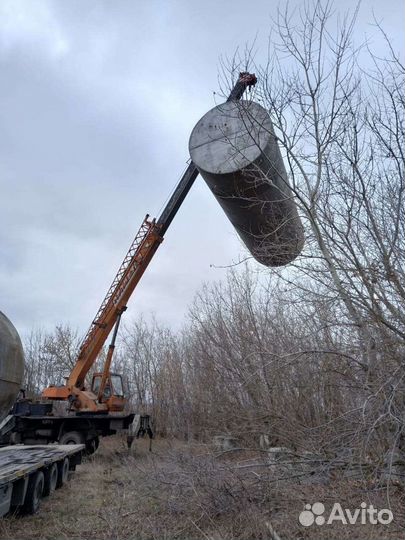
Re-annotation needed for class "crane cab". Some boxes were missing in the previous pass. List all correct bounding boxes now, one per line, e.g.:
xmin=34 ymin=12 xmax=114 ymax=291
xmin=91 ymin=372 xmax=126 ymax=412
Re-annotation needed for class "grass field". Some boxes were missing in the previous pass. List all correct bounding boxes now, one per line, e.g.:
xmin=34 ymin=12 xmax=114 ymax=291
xmin=1 ymin=436 xmax=404 ymax=539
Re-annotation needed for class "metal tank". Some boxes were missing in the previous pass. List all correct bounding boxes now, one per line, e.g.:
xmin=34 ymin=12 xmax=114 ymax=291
xmin=0 ymin=311 xmax=24 ymax=421
xmin=189 ymin=100 xmax=304 ymax=266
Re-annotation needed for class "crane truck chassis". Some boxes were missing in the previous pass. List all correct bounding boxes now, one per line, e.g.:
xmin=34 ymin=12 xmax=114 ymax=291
xmin=0 ymin=406 xmax=152 ymax=453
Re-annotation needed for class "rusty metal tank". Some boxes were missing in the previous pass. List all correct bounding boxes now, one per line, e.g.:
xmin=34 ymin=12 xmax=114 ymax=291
xmin=189 ymin=100 xmax=304 ymax=266
xmin=0 ymin=311 xmax=24 ymax=421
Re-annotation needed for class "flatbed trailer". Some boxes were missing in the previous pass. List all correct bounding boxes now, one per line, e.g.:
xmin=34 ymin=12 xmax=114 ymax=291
xmin=0 ymin=444 xmax=84 ymax=517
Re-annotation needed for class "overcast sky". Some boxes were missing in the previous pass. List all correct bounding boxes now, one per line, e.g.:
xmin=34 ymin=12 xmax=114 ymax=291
xmin=0 ymin=0 xmax=403 ymax=338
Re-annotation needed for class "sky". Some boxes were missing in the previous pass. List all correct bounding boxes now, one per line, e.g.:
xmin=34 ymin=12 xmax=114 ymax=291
xmin=0 ymin=0 xmax=403 ymax=338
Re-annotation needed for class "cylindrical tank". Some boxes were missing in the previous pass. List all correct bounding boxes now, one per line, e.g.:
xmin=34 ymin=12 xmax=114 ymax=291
xmin=0 ymin=311 xmax=24 ymax=422
xmin=189 ymin=100 xmax=304 ymax=266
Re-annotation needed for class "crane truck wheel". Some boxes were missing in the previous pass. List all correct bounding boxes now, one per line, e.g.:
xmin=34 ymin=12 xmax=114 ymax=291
xmin=23 ymin=471 xmax=44 ymax=514
xmin=56 ymin=457 xmax=70 ymax=488
xmin=43 ymin=463 xmax=58 ymax=496
xmin=59 ymin=430 xmax=85 ymax=445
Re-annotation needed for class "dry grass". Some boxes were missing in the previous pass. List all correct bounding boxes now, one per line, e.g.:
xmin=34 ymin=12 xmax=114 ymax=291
xmin=0 ymin=436 xmax=404 ymax=539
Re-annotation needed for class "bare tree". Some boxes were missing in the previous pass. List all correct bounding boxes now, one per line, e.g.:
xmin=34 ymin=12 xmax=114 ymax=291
xmin=23 ymin=324 xmax=81 ymax=395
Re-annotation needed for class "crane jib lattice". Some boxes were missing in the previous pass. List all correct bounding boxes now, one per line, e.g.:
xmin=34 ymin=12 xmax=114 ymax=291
xmin=78 ymin=216 xmax=160 ymax=356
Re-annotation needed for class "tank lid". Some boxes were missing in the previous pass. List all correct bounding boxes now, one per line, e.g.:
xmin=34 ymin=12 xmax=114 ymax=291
xmin=189 ymin=100 xmax=273 ymax=175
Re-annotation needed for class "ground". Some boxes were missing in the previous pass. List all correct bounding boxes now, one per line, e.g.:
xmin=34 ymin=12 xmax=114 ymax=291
xmin=1 ymin=436 xmax=404 ymax=539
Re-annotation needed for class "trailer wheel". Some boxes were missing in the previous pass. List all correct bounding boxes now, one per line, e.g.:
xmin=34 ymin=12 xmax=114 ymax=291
xmin=59 ymin=430 xmax=85 ymax=445
xmin=23 ymin=471 xmax=44 ymax=514
xmin=56 ymin=457 xmax=69 ymax=488
xmin=43 ymin=463 xmax=58 ymax=496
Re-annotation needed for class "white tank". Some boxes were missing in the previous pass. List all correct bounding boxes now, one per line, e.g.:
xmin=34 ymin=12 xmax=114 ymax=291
xmin=0 ymin=311 xmax=24 ymax=421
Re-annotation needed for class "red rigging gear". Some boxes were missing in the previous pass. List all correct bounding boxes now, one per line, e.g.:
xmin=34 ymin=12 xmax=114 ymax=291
xmin=42 ymin=73 xmax=258 ymax=414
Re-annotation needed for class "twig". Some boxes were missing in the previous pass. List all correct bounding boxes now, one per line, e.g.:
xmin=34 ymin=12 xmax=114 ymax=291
xmin=265 ymin=520 xmax=283 ymax=540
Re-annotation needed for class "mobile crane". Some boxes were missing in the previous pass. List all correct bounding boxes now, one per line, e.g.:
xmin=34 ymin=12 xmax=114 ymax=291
xmin=42 ymin=72 xmax=258 ymax=415
xmin=0 ymin=73 xmax=258 ymax=452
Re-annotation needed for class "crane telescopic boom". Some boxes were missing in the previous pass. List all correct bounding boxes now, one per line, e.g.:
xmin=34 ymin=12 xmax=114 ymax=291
xmin=42 ymin=72 xmax=257 ymax=411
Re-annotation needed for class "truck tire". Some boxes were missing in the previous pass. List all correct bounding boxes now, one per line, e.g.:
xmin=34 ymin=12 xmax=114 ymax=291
xmin=56 ymin=457 xmax=69 ymax=488
xmin=59 ymin=430 xmax=85 ymax=445
xmin=23 ymin=471 xmax=44 ymax=514
xmin=43 ymin=463 xmax=58 ymax=496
